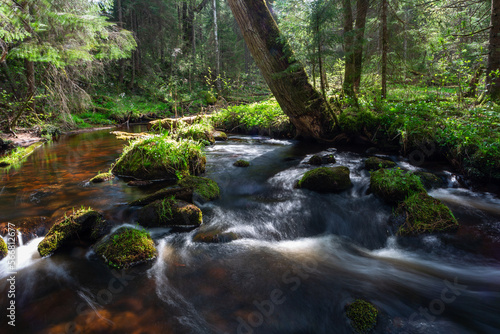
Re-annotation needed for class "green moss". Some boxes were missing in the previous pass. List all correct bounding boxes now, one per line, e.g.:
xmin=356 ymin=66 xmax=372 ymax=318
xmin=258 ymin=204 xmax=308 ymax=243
xmin=138 ymin=198 xmax=203 ymax=228
xmin=364 ymin=157 xmax=396 ymax=171
xmin=233 ymin=159 xmax=250 ymax=167
xmin=89 ymin=172 xmax=114 ymax=183
xmin=414 ymin=171 xmax=444 ymax=190
xmin=112 ymin=135 xmax=206 ymax=181
xmin=395 ymin=192 xmax=459 ymax=235
xmin=308 ymin=155 xmax=323 ymax=165
xmin=37 ymin=207 xmax=104 ymax=257
xmin=0 ymin=238 xmax=7 ymax=260
xmin=175 ymin=120 xmax=215 ymax=145
xmin=213 ymin=131 xmax=228 ymax=141
xmin=339 ymin=108 xmax=379 ymax=134
xmin=129 ymin=187 xmax=193 ymax=206
xmin=0 ymin=142 xmax=43 ymax=170
xmin=298 ymin=166 xmax=352 ymax=193
xmin=95 ymin=227 xmax=157 ymax=269
xmin=346 ymin=299 xmax=378 ymax=334
xmin=370 ymin=168 xmax=426 ymax=205
xmin=178 ymin=176 xmax=220 ymax=202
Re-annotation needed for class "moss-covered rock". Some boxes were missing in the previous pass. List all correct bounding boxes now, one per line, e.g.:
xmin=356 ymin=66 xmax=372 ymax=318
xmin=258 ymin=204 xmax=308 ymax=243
xmin=346 ymin=299 xmax=378 ymax=334
xmin=298 ymin=166 xmax=352 ymax=193
xmin=321 ymin=154 xmax=336 ymax=164
xmin=94 ymin=227 xmax=157 ymax=269
xmin=369 ymin=168 xmax=426 ymax=205
xmin=89 ymin=172 xmax=114 ymax=183
xmin=178 ymin=176 xmax=220 ymax=202
xmin=38 ymin=208 xmax=106 ymax=257
xmin=213 ymin=131 xmax=228 ymax=141
xmin=193 ymin=227 xmax=239 ymax=243
xmin=138 ymin=198 xmax=202 ymax=228
xmin=176 ymin=122 xmax=215 ymax=145
xmin=112 ymin=136 xmax=206 ymax=181
xmin=233 ymin=159 xmax=250 ymax=167
xmin=414 ymin=171 xmax=445 ymax=190
xmin=308 ymin=155 xmax=323 ymax=165
xmin=393 ymin=192 xmax=459 ymax=235
xmin=364 ymin=157 xmax=396 ymax=171
xmin=0 ymin=238 xmax=7 ymax=260
xmin=129 ymin=187 xmax=193 ymax=206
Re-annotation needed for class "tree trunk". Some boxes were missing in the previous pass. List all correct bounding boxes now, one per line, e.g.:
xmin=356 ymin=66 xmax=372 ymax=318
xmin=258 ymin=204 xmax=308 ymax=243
xmin=342 ymin=0 xmax=355 ymax=97
xmin=213 ymin=0 xmax=221 ymax=92
xmin=117 ymin=0 xmax=125 ymax=85
xmin=352 ymin=0 xmax=369 ymax=91
xmin=226 ymin=0 xmax=338 ymax=140
xmin=381 ymin=0 xmax=388 ymax=99
xmin=487 ymin=0 xmax=500 ymax=101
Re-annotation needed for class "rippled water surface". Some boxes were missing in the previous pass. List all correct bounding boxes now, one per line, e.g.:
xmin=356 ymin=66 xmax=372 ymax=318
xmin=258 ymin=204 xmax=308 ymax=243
xmin=0 ymin=128 xmax=499 ymax=334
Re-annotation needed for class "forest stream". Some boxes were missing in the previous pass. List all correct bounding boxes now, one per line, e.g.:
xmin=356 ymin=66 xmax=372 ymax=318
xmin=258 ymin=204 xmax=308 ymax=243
xmin=0 ymin=126 xmax=499 ymax=334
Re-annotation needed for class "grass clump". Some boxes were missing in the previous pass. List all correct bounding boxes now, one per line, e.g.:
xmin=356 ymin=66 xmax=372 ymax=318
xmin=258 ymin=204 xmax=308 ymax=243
xmin=138 ymin=198 xmax=202 ymax=228
xmin=370 ymin=168 xmax=426 ymax=205
xmin=0 ymin=238 xmax=7 ymax=260
xmin=346 ymin=299 xmax=378 ymax=334
xmin=395 ymin=192 xmax=459 ymax=235
xmin=298 ymin=166 xmax=352 ymax=193
xmin=212 ymin=98 xmax=293 ymax=137
xmin=112 ymin=135 xmax=206 ymax=181
xmin=178 ymin=175 xmax=220 ymax=202
xmin=95 ymin=227 xmax=157 ymax=269
xmin=174 ymin=119 xmax=215 ymax=145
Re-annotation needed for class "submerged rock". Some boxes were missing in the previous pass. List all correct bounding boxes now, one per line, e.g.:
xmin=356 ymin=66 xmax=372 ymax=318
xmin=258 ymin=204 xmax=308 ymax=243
xmin=138 ymin=198 xmax=202 ymax=228
xmin=37 ymin=208 xmax=107 ymax=257
xmin=178 ymin=176 xmax=220 ymax=202
xmin=0 ymin=216 xmax=53 ymax=245
xmin=345 ymin=299 xmax=378 ymax=334
xmin=298 ymin=166 xmax=352 ymax=193
xmin=193 ymin=227 xmax=239 ymax=243
xmin=0 ymin=238 xmax=7 ymax=260
xmin=233 ymin=159 xmax=250 ymax=167
xmin=392 ymin=192 xmax=459 ymax=235
xmin=364 ymin=157 xmax=396 ymax=171
xmin=369 ymin=168 xmax=426 ymax=205
xmin=89 ymin=172 xmax=114 ymax=183
xmin=94 ymin=227 xmax=157 ymax=269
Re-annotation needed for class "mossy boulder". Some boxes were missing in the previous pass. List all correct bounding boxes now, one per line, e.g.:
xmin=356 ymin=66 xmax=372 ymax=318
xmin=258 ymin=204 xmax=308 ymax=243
xmin=129 ymin=186 xmax=193 ymax=206
xmin=322 ymin=154 xmax=336 ymax=164
xmin=364 ymin=157 xmax=396 ymax=171
xmin=369 ymin=169 xmax=426 ymax=205
xmin=414 ymin=171 xmax=445 ymax=190
xmin=112 ymin=137 xmax=206 ymax=181
xmin=193 ymin=227 xmax=239 ymax=243
xmin=298 ymin=166 xmax=352 ymax=193
xmin=38 ymin=208 xmax=108 ymax=257
xmin=138 ymin=198 xmax=202 ymax=228
xmin=308 ymin=155 xmax=323 ymax=165
xmin=0 ymin=238 xmax=7 ymax=260
xmin=94 ymin=227 xmax=157 ymax=269
xmin=346 ymin=299 xmax=378 ymax=334
xmin=233 ymin=159 xmax=250 ymax=167
xmin=178 ymin=176 xmax=220 ymax=202
xmin=89 ymin=172 xmax=114 ymax=183
xmin=213 ymin=131 xmax=228 ymax=141
xmin=393 ymin=192 xmax=459 ymax=235
xmin=176 ymin=123 xmax=215 ymax=145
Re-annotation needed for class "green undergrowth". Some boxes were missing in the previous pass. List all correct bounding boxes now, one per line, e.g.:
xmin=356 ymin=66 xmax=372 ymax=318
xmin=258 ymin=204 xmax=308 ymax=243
xmin=212 ymin=98 xmax=293 ymax=137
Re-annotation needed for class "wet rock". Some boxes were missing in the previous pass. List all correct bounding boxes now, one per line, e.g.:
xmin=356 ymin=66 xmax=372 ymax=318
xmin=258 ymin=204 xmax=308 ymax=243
xmin=369 ymin=168 xmax=426 ymax=205
xmin=0 ymin=238 xmax=7 ymax=260
xmin=364 ymin=157 xmax=396 ymax=171
xmin=129 ymin=186 xmax=193 ymax=206
xmin=297 ymin=166 xmax=352 ymax=193
xmin=127 ymin=180 xmax=154 ymax=187
xmin=37 ymin=208 xmax=107 ymax=257
xmin=138 ymin=199 xmax=202 ymax=228
xmin=193 ymin=227 xmax=239 ymax=243
xmin=89 ymin=172 xmax=114 ymax=183
xmin=94 ymin=227 xmax=157 ymax=269
xmin=321 ymin=154 xmax=336 ymax=164
xmin=345 ymin=299 xmax=378 ymax=334
xmin=178 ymin=176 xmax=220 ymax=202
xmin=233 ymin=159 xmax=250 ymax=167
xmin=414 ymin=171 xmax=444 ymax=190
xmin=213 ymin=131 xmax=228 ymax=141
xmin=308 ymin=155 xmax=323 ymax=165
xmin=0 ymin=216 xmax=53 ymax=245
xmin=392 ymin=192 xmax=459 ymax=236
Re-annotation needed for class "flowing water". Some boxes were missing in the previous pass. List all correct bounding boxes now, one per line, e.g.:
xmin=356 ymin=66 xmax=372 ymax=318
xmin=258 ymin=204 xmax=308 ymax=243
xmin=0 ymin=128 xmax=499 ymax=334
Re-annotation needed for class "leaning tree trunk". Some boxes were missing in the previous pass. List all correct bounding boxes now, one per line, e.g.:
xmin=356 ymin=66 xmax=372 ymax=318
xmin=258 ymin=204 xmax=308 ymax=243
xmin=487 ymin=0 xmax=500 ymax=101
xmin=226 ymin=0 xmax=338 ymax=140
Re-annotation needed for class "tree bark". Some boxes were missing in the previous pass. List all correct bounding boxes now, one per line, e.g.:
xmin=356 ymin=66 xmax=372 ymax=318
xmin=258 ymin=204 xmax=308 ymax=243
xmin=226 ymin=0 xmax=338 ymax=140
xmin=352 ymin=0 xmax=369 ymax=91
xmin=213 ymin=0 xmax=221 ymax=92
xmin=487 ymin=0 xmax=500 ymax=101
xmin=381 ymin=0 xmax=388 ymax=99
xmin=342 ymin=0 xmax=355 ymax=96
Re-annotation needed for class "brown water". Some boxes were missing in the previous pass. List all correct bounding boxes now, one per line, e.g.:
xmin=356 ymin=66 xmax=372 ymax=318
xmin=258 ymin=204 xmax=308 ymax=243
xmin=0 ymin=129 xmax=500 ymax=334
